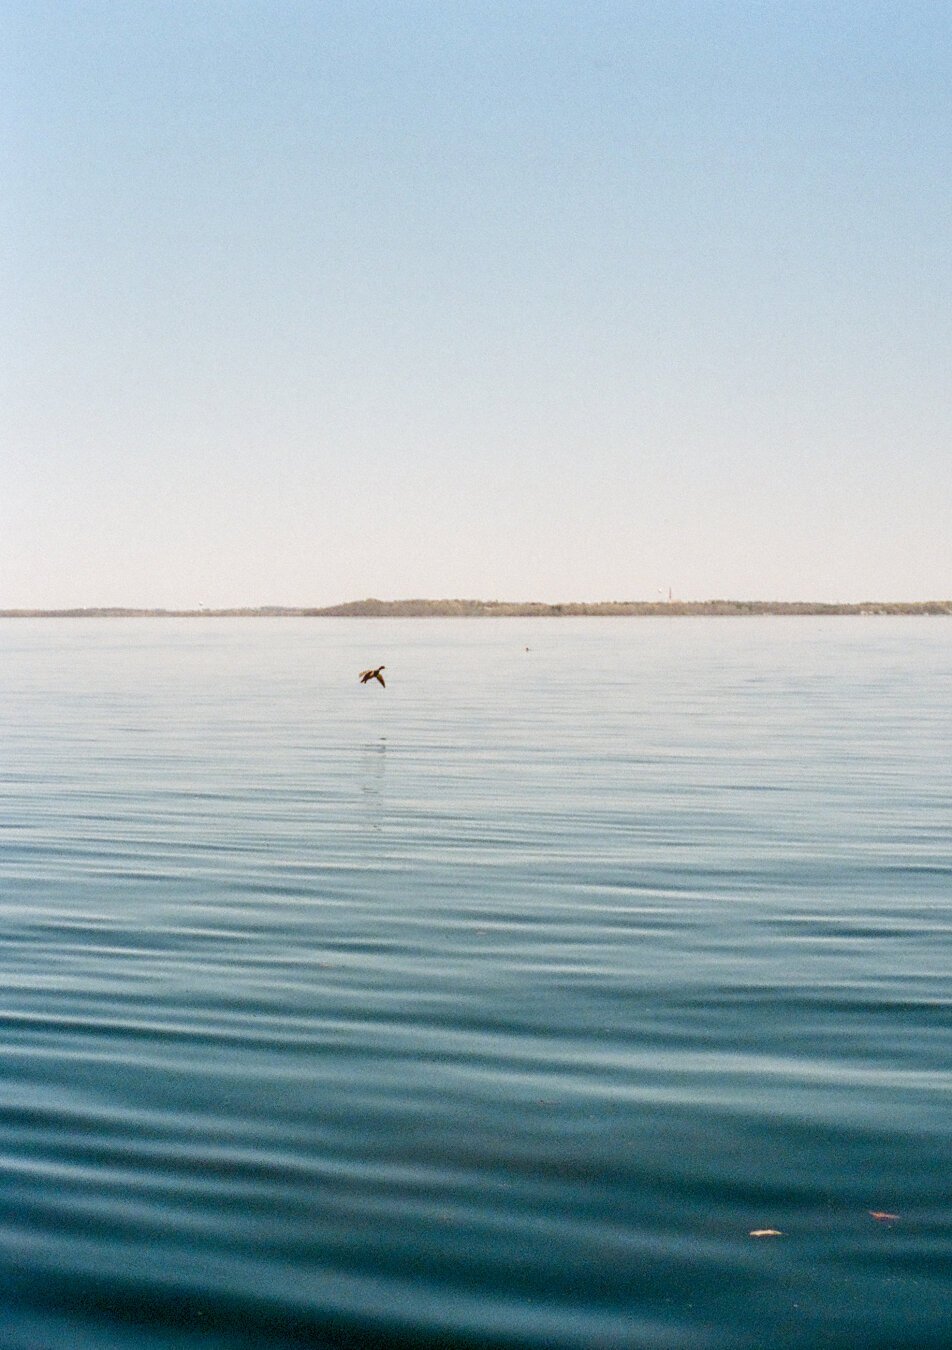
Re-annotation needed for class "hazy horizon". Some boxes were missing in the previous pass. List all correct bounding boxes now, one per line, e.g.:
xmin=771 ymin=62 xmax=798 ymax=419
xmin=6 ymin=2 xmax=950 ymax=607
xmin=3 ymin=594 xmax=950 ymax=614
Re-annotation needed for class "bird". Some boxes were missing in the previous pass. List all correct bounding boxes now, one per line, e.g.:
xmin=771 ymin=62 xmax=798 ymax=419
xmin=359 ymin=665 xmax=386 ymax=687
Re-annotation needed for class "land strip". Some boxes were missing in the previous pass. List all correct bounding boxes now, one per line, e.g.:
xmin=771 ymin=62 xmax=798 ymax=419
xmin=2 ymin=600 xmax=951 ymax=618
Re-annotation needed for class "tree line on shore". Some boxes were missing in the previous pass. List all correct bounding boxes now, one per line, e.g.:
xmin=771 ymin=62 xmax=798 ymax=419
xmin=2 ymin=599 xmax=950 ymax=618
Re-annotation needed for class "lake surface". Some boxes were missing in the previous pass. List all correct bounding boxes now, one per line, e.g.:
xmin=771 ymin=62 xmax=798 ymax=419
xmin=0 ymin=617 xmax=949 ymax=1349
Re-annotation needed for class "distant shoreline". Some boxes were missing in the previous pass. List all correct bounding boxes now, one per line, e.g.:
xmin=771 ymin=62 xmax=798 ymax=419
xmin=2 ymin=600 xmax=951 ymax=619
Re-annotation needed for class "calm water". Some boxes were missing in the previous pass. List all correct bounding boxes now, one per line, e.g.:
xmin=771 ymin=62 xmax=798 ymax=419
xmin=0 ymin=618 xmax=949 ymax=1349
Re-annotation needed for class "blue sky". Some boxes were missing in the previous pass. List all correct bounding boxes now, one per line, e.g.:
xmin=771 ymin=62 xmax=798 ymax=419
xmin=4 ymin=1 xmax=949 ymax=605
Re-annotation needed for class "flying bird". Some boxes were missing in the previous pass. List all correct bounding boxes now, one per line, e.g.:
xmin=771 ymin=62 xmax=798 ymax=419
xmin=359 ymin=666 xmax=386 ymax=687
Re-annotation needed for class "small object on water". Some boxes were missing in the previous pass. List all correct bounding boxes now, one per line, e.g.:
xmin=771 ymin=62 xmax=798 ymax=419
xmin=869 ymin=1211 xmax=900 ymax=1223
xmin=749 ymin=1229 xmax=783 ymax=1238
xmin=359 ymin=666 xmax=386 ymax=687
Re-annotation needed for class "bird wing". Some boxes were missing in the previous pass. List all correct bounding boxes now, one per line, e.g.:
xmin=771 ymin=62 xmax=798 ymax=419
xmin=374 ymin=671 xmax=386 ymax=686
xmin=359 ymin=670 xmax=372 ymax=682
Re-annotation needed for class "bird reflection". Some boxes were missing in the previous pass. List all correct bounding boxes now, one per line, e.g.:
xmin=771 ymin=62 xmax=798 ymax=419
xmin=359 ymin=736 xmax=387 ymax=832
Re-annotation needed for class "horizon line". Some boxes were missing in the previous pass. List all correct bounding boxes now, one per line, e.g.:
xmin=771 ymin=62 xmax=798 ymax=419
xmin=2 ymin=598 xmax=951 ymax=619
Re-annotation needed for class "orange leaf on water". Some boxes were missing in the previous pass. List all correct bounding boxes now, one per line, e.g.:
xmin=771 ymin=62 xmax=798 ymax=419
xmin=749 ymin=1229 xmax=783 ymax=1238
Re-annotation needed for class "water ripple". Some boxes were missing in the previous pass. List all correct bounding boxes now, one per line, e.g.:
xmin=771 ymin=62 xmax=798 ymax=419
xmin=0 ymin=618 xmax=950 ymax=1347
